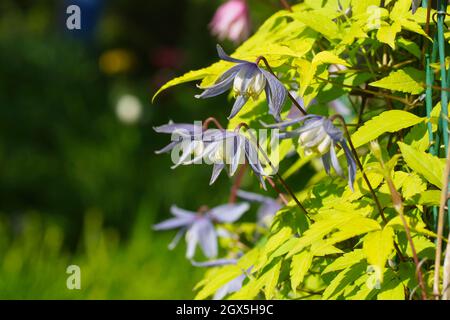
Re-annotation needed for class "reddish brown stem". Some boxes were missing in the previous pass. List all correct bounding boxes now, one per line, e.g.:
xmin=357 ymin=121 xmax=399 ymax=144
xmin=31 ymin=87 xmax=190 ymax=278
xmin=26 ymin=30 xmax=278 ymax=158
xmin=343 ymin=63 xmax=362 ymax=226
xmin=229 ymin=163 xmax=248 ymax=203
xmin=279 ymin=0 xmax=292 ymax=12
xmin=267 ymin=177 xmax=289 ymax=205
xmin=203 ymin=117 xmax=223 ymax=130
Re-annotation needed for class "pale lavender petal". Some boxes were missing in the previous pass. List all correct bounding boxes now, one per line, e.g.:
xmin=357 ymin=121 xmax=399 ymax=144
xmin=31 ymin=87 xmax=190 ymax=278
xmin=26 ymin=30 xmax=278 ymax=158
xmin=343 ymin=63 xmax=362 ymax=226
xmin=208 ymin=202 xmax=250 ymax=223
xmin=257 ymin=201 xmax=281 ymax=225
xmin=170 ymin=141 xmax=198 ymax=169
xmin=244 ymin=140 xmax=267 ymax=190
xmin=170 ymin=205 xmax=197 ymax=218
xmin=412 ymin=0 xmax=421 ymax=14
xmin=197 ymin=219 xmax=218 ymax=258
xmin=321 ymin=152 xmax=331 ymax=175
xmin=260 ymin=69 xmax=287 ymax=120
xmin=216 ymin=44 xmax=249 ymax=64
xmin=186 ymin=221 xmax=202 ymax=258
xmin=191 ymin=258 xmax=237 ymax=267
xmin=155 ymin=141 xmax=179 ymax=154
xmin=168 ymin=228 xmax=187 ymax=250
xmin=210 ymin=163 xmax=225 ymax=184
xmin=228 ymin=95 xmax=248 ymax=119
xmin=236 ymin=190 xmax=271 ymax=203
xmin=260 ymin=114 xmax=319 ymax=129
xmin=230 ymin=136 xmax=244 ymax=176
xmin=153 ymin=216 xmax=195 ymax=231
xmin=323 ymin=118 xmax=344 ymax=141
xmin=213 ymin=283 xmax=230 ymax=300
xmin=195 ymin=64 xmax=242 ymax=99
xmin=153 ymin=123 xmax=200 ymax=134
xmin=213 ymin=273 xmax=246 ymax=300
xmin=329 ymin=142 xmax=343 ymax=177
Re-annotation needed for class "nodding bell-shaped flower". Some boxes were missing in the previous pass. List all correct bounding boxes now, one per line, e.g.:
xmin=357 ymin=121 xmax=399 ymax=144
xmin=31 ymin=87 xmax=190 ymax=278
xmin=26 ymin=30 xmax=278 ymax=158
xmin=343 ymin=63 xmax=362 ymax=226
xmin=195 ymin=45 xmax=287 ymax=121
xmin=264 ymin=115 xmax=357 ymax=190
xmin=153 ymin=203 xmax=250 ymax=259
xmin=154 ymin=121 xmax=269 ymax=190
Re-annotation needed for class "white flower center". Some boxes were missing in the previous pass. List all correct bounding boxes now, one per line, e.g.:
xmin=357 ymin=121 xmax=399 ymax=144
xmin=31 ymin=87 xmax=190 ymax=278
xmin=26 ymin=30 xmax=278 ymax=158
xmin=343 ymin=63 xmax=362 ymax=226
xmin=299 ymin=125 xmax=332 ymax=156
xmin=233 ymin=67 xmax=266 ymax=99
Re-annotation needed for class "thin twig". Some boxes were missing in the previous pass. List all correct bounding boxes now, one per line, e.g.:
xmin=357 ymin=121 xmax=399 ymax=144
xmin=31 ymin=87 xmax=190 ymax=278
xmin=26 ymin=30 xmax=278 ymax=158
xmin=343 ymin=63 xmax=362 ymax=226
xmin=316 ymin=76 xmax=415 ymax=106
xmin=279 ymin=0 xmax=292 ymax=12
xmin=267 ymin=177 xmax=290 ymax=205
xmin=229 ymin=163 xmax=248 ymax=203
xmin=357 ymin=95 xmax=367 ymax=129
xmin=433 ymin=145 xmax=450 ymax=298
xmin=203 ymin=116 xmax=223 ymax=130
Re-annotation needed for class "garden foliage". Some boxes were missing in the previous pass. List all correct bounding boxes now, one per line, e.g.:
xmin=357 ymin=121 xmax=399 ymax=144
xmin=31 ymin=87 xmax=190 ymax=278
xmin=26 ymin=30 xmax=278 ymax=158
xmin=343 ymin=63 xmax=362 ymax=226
xmin=154 ymin=0 xmax=450 ymax=300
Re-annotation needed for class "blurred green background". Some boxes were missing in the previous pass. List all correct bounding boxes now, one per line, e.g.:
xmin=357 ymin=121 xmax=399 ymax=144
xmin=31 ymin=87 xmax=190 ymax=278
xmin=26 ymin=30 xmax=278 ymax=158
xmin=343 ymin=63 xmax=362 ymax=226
xmin=0 ymin=0 xmax=277 ymax=298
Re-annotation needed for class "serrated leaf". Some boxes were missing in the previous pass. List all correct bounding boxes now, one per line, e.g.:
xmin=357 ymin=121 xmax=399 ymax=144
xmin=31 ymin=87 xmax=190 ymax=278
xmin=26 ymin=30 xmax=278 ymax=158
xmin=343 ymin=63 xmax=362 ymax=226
xmin=377 ymin=22 xmax=401 ymax=49
xmin=292 ymin=10 xmax=340 ymax=40
xmin=397 ymin=37 xmax=421 ymax=58
xmin=312 ymin=51 xmax=349 ymax=67
xmin=410 ymin=190 xmax=441 ymax=206
xmin=387 ymin=215 xmax=438 ymax=239
xmin=288 ymin=213 xmax=381 ymax=257
xmin=195 ymin=265 xmax=243 ymax=300
xmin=263 ymin=260 xmax=282 ymax=299
xmin=398 ymin=142 xmax=444 ymax=188
xmin=377 ymin=277 xmax=405 ymax=300
xmin=322 ymin=263 xmax=367 ymax=299
xmin=290 ymin=251 xmax=313 ymax=290
xmin=351 ymin=110 xmax=424 ymax=148
xmin=323 ymin=249 xmax=366 ymax=274
xmin=390 ymin=0 xmax=412 ymax=20
xmin=152 ymin=64 xmax=223 ymax=102
xmin=369 ymin=67 xmax=425 ymax=94
xmin=363 ymin=227 xmax=395 ymax=282
xmin=352 ymin=0 xmax=381 ymax=16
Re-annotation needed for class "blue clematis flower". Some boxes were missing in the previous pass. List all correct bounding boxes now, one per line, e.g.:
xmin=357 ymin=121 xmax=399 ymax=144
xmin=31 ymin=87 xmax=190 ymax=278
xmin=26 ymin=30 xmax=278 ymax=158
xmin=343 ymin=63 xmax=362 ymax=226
xmin=153 ymin=203 xmax=249 ymax=259
xmin=154 ymin=122 xmax=269 ymax=189
xmin=237 ymin=190 xmax=282 ymax=226
xmin=195 ymin=45 xmax=287 ymax=120
xmin=264 ymin=115 xmax=357 ymax=190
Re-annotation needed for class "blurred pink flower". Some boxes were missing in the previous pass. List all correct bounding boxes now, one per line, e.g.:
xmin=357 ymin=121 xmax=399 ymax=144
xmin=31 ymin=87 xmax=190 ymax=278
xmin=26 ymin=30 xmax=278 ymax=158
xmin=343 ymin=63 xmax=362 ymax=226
xmin=210 ymin=0 xmax=251 ymax=44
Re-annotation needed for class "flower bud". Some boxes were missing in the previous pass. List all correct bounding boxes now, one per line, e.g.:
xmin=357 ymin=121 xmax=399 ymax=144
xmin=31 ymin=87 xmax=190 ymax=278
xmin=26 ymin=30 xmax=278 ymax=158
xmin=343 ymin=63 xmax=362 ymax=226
xmin=370 ymin=140 xmax=382 ymax=162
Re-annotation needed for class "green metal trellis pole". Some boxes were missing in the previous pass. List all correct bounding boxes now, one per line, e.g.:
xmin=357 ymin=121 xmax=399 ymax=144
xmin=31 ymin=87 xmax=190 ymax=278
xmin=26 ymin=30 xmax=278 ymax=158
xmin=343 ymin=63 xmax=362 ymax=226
xmin=436 ymin=0 xmax=450 ymax=229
